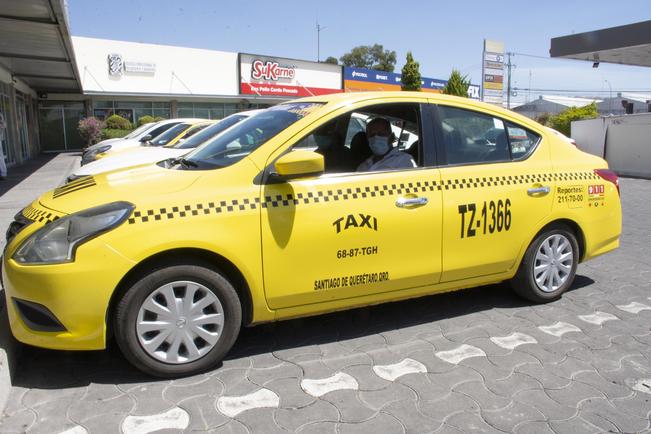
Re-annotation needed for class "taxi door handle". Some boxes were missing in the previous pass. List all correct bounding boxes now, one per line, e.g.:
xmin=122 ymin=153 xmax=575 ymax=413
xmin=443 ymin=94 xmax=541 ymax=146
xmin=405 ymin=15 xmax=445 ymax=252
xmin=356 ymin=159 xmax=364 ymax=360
xmin=396 ymin=196 xmax=428 ymax=208
xmin=527 ymin=186 xmax=550 ymax=196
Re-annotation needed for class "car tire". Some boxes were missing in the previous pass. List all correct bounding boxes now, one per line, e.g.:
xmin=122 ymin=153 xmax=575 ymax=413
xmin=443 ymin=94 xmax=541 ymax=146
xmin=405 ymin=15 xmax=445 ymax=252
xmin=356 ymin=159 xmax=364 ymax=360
xmin=510 ymin=225 xmax=579 ymax=303
xmin=114 ymin=261 xmax=241 ymax=378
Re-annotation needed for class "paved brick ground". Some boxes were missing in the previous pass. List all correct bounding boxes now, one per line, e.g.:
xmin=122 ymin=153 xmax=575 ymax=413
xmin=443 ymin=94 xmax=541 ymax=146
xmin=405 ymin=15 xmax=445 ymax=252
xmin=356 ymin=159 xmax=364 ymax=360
xmin=1 ymin=172 xmax=650 ymax=433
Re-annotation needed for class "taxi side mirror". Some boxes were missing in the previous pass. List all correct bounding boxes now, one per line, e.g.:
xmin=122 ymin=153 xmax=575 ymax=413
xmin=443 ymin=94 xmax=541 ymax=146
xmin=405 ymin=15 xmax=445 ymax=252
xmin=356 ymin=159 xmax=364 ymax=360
xmin=273 ymin=150 xmax=324 ymax=179
xmin=139 ymin=135 xmax=152 ymax=142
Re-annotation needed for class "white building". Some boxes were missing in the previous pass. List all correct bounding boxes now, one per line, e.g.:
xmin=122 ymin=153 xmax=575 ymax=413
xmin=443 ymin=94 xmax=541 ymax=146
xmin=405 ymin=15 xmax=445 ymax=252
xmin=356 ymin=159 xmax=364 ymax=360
xmin=597 ymin=92 xmax=651 ymax=115
xmin=512 ymin=95 xmax=601 ymax=119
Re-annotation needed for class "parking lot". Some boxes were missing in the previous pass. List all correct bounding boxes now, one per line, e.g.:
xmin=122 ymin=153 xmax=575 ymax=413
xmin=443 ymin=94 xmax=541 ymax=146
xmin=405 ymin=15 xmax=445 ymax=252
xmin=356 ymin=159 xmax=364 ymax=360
xmin=0 ymin=167 xmax=650 ymax=433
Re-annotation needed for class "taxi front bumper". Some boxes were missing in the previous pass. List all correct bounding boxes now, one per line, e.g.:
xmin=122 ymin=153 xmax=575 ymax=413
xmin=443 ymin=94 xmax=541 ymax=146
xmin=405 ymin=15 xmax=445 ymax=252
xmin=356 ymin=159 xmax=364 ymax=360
xmin=1 ymin=242 xmax=135 ymax=350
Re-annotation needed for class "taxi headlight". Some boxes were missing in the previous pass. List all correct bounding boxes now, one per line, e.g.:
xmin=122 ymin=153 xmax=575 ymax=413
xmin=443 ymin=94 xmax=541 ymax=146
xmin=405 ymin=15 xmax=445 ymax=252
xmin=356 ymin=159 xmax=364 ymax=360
xmin=94 ymin=144 xmax=112 ymax=154
xmin=13 ymin=202 xmax=134 ymax=265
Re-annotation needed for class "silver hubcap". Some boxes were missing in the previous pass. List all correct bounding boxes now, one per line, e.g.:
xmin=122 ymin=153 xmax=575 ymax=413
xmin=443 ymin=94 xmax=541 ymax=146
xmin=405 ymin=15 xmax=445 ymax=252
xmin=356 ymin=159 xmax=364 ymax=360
xmin=136 ymin=281 xmax=224 ymax=364
xmin=534 ymin=234 xmax=574 ymax=293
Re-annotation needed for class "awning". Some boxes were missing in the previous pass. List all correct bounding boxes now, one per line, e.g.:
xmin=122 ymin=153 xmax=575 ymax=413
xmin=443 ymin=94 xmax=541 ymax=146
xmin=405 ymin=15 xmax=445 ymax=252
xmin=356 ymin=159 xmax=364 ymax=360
xmin=550 ymin=21 xmax=651 ymax=67
xmin=0 ymin=0 xmax=81 ymax=93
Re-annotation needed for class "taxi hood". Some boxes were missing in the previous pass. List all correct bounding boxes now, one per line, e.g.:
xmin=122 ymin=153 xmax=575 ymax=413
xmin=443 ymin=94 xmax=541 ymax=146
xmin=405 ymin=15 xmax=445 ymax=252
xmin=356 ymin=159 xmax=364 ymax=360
xmin=39 ymin=163 xmax=201 ymax=215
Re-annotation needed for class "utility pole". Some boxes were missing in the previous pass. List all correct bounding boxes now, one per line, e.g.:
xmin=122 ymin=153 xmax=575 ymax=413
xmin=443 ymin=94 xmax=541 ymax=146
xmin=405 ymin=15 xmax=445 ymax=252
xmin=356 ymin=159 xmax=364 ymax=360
xmin=604 ymin=79 xmax=612 ymax=114
xmin=316 ymin=21 xmax=326 ymax=62
xmin=506 ymin=52 xmax=514 ymax=109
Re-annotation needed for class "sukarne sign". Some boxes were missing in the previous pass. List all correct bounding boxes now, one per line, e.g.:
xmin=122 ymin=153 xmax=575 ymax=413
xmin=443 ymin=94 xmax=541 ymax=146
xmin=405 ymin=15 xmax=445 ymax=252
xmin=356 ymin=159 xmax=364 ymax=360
xmin=240 ymin=53 xmax=342 ymax=97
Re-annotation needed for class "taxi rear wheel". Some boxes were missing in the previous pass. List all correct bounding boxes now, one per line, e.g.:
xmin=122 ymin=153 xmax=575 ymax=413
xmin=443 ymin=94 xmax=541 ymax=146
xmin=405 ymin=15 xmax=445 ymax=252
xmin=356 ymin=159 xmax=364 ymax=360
xmin=114 ymin=262 xmax=241 ymax=378
xmin=511 ymin=225 xmax=579 ymax=303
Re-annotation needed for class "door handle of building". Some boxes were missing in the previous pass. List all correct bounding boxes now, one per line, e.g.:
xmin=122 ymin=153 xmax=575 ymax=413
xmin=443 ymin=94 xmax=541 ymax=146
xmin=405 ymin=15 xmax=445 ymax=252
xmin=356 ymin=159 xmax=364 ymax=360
xmin=527 ymin=186 xmax=550 ymax=196
xmin=396 ymin=197 xmax=428 ymax=208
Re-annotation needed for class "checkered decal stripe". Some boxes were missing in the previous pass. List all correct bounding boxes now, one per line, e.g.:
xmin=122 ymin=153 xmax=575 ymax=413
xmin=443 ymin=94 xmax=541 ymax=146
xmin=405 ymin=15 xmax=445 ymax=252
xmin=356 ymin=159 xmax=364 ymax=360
xmin=127 ymin=171 xmax=600 ymax=225
xmin=22 ymin=206 xmax=60 ymax=224
xmin=53 ymin=176 xmax=96 ymax=198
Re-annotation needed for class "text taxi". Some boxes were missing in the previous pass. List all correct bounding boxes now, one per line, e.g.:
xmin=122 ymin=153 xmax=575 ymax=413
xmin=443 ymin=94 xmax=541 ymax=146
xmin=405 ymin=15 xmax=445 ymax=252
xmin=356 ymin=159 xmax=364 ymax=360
xmin=2 ymin=92 xmax=621 ymax=377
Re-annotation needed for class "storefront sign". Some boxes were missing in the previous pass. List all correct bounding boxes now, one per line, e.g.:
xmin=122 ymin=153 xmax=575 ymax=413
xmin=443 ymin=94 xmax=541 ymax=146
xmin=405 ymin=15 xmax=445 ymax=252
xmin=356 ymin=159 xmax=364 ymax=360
xmin=481 ymin=40 xmax=504 ymax=105
xmin=108 ymin=53 xmax=156 ymax=76
xmin=344 ymin=67 xmax=480 ymax=100
xmin=240 ymin=53 xmax=342 ymax=97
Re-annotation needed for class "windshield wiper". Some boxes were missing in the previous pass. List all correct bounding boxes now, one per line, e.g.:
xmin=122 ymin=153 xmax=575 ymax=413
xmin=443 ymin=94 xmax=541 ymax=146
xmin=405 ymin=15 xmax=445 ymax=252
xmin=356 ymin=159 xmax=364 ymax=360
xmin=175 ymin=157 xmax=198 ymax=168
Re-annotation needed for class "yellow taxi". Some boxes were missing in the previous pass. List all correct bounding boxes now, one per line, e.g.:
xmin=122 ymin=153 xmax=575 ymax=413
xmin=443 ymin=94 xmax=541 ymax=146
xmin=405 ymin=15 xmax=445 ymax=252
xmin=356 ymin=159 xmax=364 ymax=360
xmin=2 ymin=92 xmax=621 ymax=377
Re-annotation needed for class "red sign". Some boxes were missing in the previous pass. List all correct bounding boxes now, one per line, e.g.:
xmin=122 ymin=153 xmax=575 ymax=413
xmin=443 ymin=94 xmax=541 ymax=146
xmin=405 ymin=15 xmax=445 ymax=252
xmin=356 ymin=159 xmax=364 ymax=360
xmin=241 ymin=82 xmax=341 ymax=97
xmin=588 ymin=185 xmax=605 ymax=195
xmin=251 ymin=60 xmax=295 ymax=81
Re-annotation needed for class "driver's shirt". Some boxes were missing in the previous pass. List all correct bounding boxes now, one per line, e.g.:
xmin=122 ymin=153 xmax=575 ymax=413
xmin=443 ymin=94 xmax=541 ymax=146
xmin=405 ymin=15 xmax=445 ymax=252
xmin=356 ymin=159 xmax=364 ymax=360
xmin=357 ymin=147 xmax=416 ymax=172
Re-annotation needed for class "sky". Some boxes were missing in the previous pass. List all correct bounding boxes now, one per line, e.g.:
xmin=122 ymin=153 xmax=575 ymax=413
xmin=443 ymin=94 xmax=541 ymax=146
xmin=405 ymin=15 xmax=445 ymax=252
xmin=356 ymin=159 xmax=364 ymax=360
xmin=67 ymin=0 xmax=651 ymax=106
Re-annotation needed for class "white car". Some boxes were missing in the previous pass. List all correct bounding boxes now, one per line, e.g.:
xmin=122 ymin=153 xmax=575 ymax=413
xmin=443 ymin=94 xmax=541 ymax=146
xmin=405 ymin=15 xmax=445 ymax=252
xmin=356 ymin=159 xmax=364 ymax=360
xmin=69 ymin=111 xmax=262 ymax=181
xmin=81 ymin=118 xmax=204 ymax=165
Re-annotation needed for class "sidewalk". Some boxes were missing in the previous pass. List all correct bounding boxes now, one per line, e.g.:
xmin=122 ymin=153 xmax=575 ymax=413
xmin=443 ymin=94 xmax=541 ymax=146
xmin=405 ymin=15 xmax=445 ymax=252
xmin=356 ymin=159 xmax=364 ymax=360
xmin=0 ymin=152 xmax=80 ymax=416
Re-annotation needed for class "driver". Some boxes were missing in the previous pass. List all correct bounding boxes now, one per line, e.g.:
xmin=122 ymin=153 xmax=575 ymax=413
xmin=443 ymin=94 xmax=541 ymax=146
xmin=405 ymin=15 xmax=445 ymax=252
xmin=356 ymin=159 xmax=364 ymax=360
xmin=357 ymin=117 xmax=416 ymax=172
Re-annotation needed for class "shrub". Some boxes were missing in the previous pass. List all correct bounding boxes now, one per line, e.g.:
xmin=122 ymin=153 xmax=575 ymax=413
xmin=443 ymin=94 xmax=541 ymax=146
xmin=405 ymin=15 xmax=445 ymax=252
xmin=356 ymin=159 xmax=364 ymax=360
xmin=534 ymin=112 xmax=552 ymax=126
xmin=137 ymin=115 xmax=155 ymax=126
xmin=105 ymin=114 xmax=132 ymax=130
xmin=101 ymin=128 xmax=132 ymax=140
xmin=153 ymin=116 xmax=167 ymax=122
xmin=78 ymin=117 xmax=105 ymax=147
xmin=442 ymin=69 xmax=471 ymax=98
xmin=549 ymin=103 xmax=598 ymax=136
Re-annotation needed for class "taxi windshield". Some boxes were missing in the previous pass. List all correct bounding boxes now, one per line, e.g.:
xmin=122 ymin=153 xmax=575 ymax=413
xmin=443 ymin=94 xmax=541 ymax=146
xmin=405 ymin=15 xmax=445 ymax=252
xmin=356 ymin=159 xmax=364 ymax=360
xmin=172 ymin=114 xmax=247 ymax=150
xmin=182 ymin=102 xmax=323 ymax=169
xmin=124 ymin=122 xmax=152 ymax=139
xmin=149 ymin=123 xmax=190 ymax=146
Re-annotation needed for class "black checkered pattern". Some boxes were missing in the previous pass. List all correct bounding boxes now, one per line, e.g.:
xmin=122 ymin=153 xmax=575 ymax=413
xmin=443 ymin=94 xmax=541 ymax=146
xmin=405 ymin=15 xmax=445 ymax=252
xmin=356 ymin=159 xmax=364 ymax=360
xmin=22 ymin=205 xmax=60 ymax=224
xmin=53 ymin=176 xmax=96 ymax=198
xmin=439 ymin=171 xmax=599 ymax=190
xmin=127 ymin=171 xmax=600 ymax=225
xmin=127 ymin=198 xmax=263 ymax=224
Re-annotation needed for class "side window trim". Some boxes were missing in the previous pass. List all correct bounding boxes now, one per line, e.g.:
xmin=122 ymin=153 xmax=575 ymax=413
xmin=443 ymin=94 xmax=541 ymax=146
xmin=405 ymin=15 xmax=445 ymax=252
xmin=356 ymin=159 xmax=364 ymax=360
xmin=419 ymin=103 xmax=438 ymax=168
xmin=428 ymin=104 xmax=446 ymax=168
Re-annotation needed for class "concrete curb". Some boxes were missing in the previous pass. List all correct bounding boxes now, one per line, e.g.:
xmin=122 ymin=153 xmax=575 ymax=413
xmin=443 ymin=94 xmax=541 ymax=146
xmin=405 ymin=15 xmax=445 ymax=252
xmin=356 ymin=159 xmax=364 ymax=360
xmin=0 ymin=152 xmax=81 ymax=416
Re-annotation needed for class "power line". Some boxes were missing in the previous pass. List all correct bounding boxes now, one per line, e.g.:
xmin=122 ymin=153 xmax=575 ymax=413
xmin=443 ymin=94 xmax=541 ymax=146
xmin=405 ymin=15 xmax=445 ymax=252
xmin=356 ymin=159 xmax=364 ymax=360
xmin=514 ymin=87 xmax=651 ymax=93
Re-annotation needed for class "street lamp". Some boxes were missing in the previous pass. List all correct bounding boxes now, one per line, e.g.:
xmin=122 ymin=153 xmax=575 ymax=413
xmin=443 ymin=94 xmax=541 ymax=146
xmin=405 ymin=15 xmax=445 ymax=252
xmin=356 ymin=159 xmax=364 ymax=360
xmin=316 ymin=21 xmax=326 ymax=62
xmin=604 ymin=80 xmax=612 ymax=114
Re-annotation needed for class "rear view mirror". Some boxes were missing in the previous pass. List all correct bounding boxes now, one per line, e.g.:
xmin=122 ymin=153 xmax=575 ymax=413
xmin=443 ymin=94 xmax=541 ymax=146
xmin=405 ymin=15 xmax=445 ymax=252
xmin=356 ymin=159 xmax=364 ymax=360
xmin=273 ymin=150 xmax=324 ymax=179
xmin=139 ymin=135 xmax=152 ymax=142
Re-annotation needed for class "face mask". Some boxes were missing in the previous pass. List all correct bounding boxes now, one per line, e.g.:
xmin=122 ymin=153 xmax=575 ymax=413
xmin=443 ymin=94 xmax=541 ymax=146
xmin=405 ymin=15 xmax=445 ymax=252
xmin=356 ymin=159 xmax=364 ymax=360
xmin=368 ymin=136 xmax=390 ymax=155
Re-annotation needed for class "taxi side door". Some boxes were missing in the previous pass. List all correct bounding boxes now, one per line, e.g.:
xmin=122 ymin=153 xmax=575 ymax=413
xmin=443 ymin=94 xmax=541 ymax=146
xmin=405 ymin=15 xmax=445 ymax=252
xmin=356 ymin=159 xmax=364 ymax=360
xmin=431 ymin=102 xmax=554 ymax=282
xmin=260 ymin=100 xmax=443 ymax=310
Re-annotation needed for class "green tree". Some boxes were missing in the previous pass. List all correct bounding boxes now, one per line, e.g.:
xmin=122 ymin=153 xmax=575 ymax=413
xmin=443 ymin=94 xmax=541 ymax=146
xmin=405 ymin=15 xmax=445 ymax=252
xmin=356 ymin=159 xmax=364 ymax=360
xmin=323 ymin=56 xmax=338 ymax=65
xmin=442 ymin=69 xmax=471 ymax=97
xmin=549 ymin=102 xmax=598 ymax=136
xmin=339 ymin=44 xmax=397 ymax=72
xmin=401 ymin=51 xmax=421 ymax=91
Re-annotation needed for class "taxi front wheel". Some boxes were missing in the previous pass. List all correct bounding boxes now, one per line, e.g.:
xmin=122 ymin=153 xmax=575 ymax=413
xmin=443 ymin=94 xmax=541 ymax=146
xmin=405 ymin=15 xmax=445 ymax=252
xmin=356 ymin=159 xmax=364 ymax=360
xmin=114 ymin=262 xmax=242 ymax=378
xmin=511 ymin=225 xmax=579 ymax=303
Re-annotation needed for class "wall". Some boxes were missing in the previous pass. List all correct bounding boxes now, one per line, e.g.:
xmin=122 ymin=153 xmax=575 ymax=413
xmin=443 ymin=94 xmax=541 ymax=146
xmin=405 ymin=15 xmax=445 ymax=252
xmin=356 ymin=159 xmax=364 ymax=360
xmin=572 ymin=113 xmax=651 ymax=178
xmin=73 ymin=37 xmax=239 ymax=97
xmin=570 ymin=117 xmax=608 ymax=157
